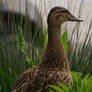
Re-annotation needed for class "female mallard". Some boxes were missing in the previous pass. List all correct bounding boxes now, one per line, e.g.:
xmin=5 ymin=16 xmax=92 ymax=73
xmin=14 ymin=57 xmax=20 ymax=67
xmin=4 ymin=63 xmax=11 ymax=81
xmin=12 ymin=6 xmax=83 ymax=92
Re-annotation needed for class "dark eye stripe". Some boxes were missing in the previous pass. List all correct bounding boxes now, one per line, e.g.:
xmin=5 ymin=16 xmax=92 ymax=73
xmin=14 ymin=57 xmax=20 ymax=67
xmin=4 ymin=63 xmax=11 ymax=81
xmin=55 ymin=9 xmax=69 ymax=14
xmin=54 ymin=13 xmax=63 ymax=17
xmin=53 ymin=9 xmax=69 ymax=17
xmin=54 ymin=10 xmax=69 ymax=17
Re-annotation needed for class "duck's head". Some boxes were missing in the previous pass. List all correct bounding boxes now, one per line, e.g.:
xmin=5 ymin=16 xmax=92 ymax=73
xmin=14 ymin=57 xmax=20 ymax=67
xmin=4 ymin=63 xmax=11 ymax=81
xmin=47 ymin=6 xmax=83 ymax=27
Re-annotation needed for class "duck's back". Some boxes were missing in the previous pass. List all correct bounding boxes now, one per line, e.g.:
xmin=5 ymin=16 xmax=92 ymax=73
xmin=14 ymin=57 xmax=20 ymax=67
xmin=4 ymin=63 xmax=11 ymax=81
xmin=12 ymin=67 xmax=73 ymax=92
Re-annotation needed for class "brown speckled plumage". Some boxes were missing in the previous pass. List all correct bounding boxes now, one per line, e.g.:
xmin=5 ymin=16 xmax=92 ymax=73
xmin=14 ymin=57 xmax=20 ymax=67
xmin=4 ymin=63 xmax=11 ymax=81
xmin=12 ymin=6 xmax=83 ymax=92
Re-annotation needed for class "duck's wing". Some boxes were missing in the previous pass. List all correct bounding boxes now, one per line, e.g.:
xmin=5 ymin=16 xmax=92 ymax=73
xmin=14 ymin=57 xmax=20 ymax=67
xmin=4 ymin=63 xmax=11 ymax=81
xmin=20 ymin=70 xmax=60 ymax=92
xmin=22 ymin=71 xmax=73 ymax=92
xmin=12 ymin=67 xmax=39 ymax=92
xmin=12 ymin=68 xmax=73 ymax=92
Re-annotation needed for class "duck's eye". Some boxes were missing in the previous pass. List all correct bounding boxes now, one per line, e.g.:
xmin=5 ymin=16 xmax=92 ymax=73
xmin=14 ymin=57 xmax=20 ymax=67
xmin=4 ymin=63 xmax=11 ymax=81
xmin=69 ymin=15 xmax=71 ymax=19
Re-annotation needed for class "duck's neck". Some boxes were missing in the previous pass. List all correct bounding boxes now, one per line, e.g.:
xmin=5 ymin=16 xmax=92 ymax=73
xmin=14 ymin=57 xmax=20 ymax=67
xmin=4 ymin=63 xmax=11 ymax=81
xmin=40 ymin=25 xmax=70 ymax=71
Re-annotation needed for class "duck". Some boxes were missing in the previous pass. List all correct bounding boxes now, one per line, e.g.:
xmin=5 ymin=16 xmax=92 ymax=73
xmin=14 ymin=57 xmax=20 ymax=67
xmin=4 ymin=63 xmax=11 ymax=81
xmin=12 ymin=6 xmax=83 ymax=92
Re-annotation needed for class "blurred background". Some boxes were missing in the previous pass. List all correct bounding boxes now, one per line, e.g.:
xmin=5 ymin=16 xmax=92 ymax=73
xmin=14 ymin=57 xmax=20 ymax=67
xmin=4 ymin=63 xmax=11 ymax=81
xmin=0 ymin=0 xmax=92 ymax=92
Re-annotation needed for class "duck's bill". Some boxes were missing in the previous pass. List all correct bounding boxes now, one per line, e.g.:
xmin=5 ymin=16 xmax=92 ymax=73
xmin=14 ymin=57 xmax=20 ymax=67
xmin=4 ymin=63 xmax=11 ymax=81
xmin=69 ymin=15 xmax=83 ymax=22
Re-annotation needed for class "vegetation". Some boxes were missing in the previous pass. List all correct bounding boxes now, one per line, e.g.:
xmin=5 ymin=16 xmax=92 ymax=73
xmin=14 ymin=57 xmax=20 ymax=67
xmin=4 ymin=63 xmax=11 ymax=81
xmin=49 ymin=72 xmax=92 ymax=92
xmin=0 ymin=0 xmax=92 ymax=92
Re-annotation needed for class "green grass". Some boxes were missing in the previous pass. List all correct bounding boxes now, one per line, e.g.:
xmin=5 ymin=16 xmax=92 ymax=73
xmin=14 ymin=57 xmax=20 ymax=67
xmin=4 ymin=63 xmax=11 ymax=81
xmin=49 ymin=72 xmax=92 ymax=92
xmin=68 ymin=19 xmax=92 ymax=75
